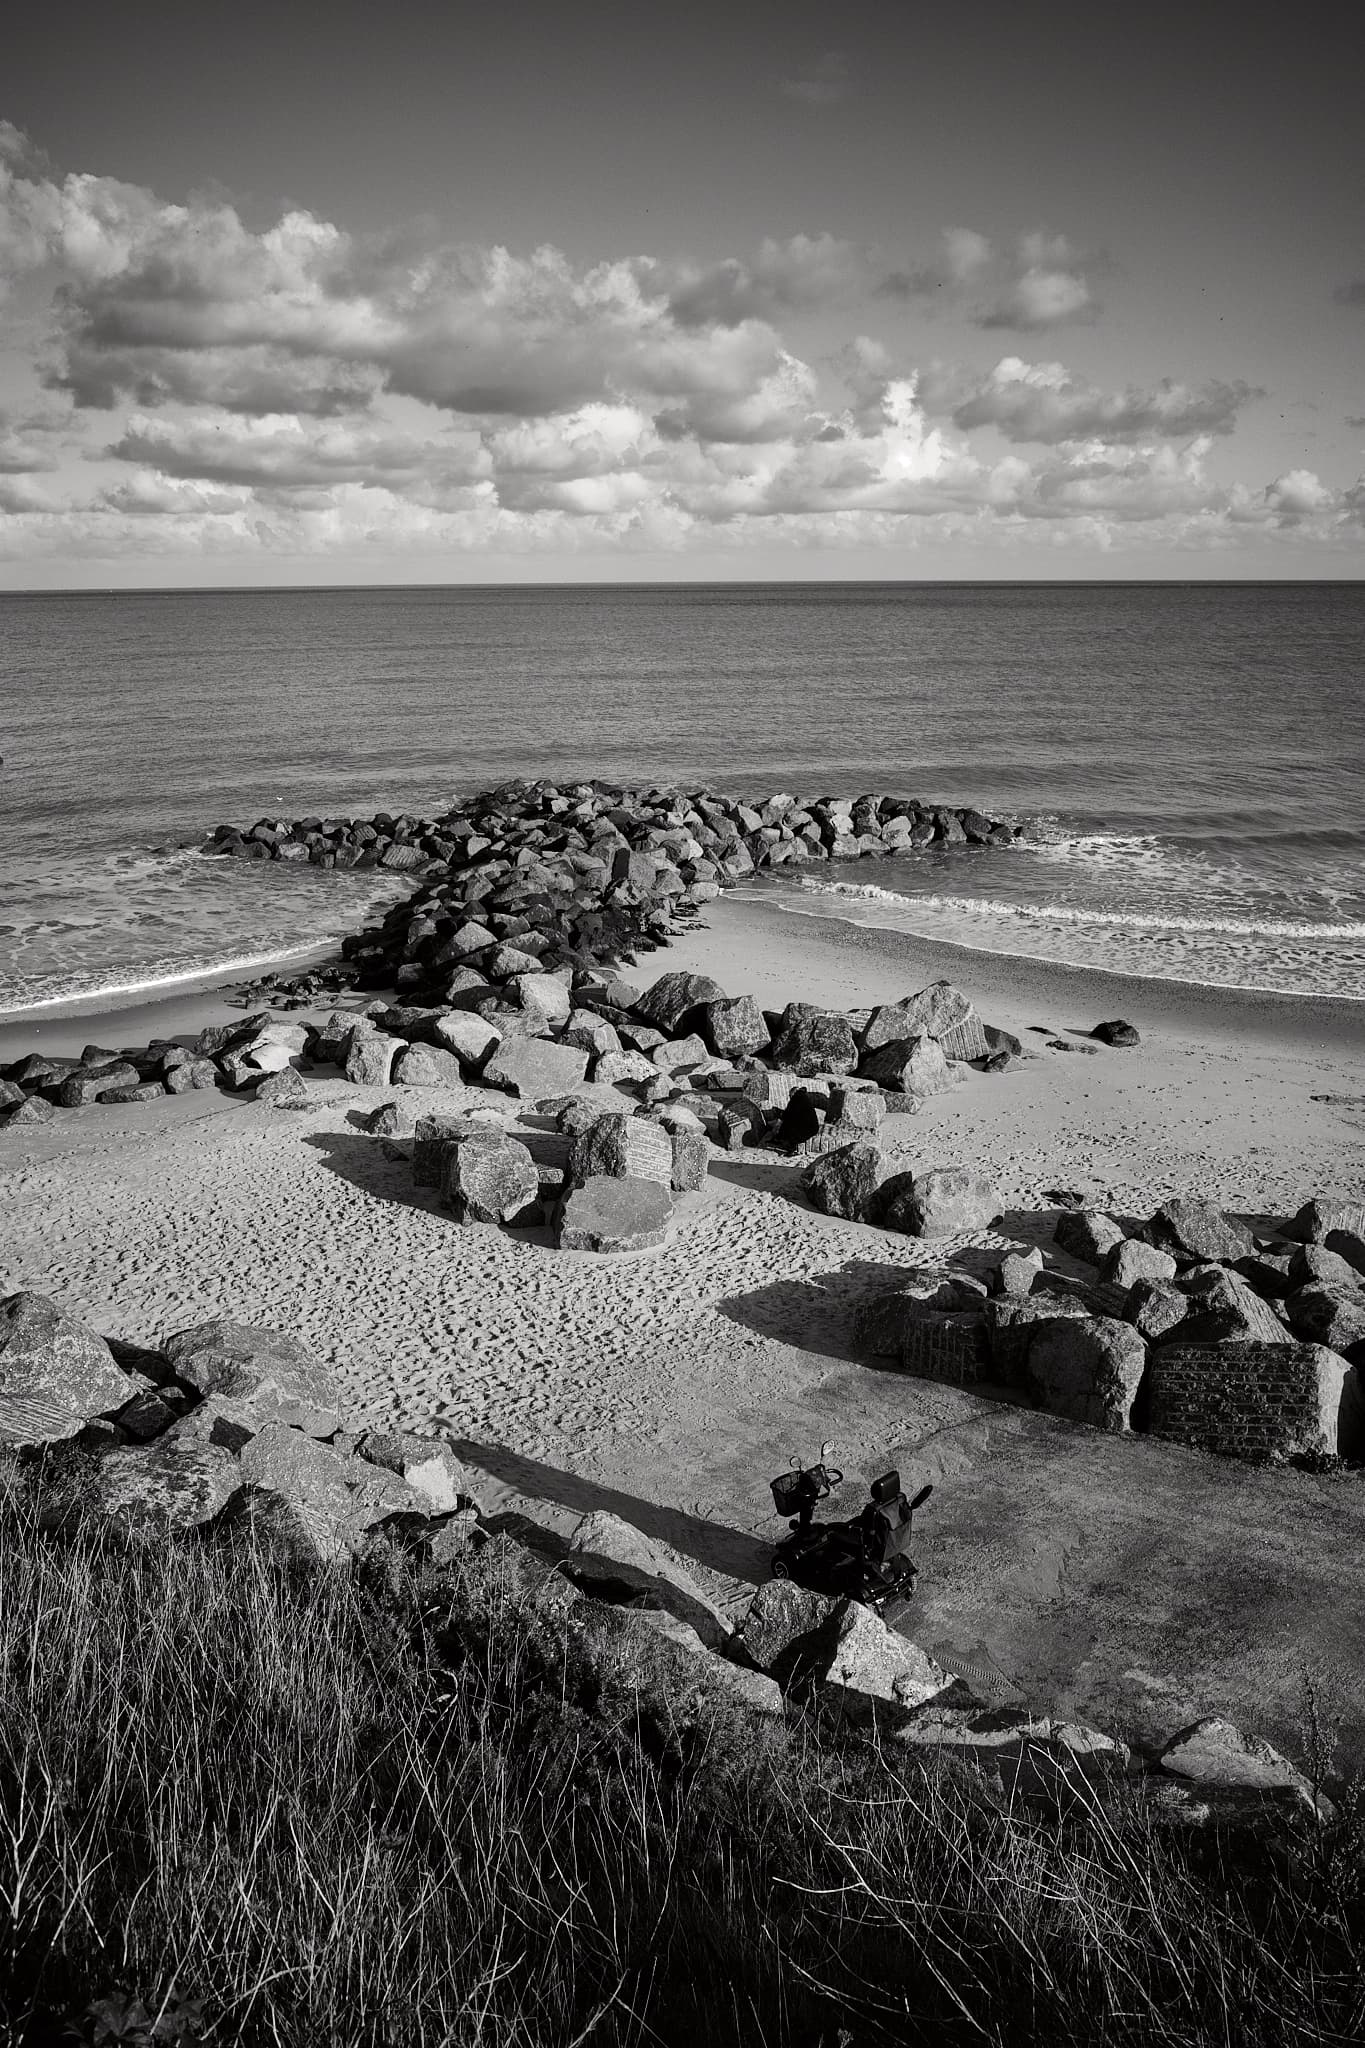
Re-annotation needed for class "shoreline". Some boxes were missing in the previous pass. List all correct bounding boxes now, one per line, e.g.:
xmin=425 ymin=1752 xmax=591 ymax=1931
xmin=7 ymin=868 xmax=1365 ymax=1069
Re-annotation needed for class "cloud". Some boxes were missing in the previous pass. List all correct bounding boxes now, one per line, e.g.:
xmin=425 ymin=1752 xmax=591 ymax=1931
xmin=921 ymin=357 xmax=1262 ymax=444
xmin=880 ymin=227 xmax=1101 ymax=329
xmin=1262 ymin=468 xmax=1334 ymax=521
xmin=1333 ymin=280 xmax=1365 ymax=307
xmin=777 ymin=52 xmax=851 ymax=106
xmin=107 ymin=411 xmax=485 ymax=491
xmin=664 ymin=234 xmax=865 ymax=328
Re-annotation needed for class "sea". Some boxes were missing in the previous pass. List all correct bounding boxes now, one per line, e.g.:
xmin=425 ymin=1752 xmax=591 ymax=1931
xmin=1 ymin=581 xmax=1363 ymax=1019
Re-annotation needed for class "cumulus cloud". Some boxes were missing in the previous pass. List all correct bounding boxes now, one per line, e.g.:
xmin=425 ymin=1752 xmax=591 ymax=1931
xmin=881 ymin=227 xmax=1101 ymax=329
xmin=777 ymin=52 xmax=851 ymax=106
xmin=920 ymin=357 xmax=1262 ymax=444
xmin=1 ymin=126 xmax=1356 ymax=567
xmin=663 ymin=234 xmax=865 ymax=328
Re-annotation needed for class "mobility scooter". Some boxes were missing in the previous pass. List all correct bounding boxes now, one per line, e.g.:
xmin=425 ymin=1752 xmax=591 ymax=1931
xmin=769 ymin=1449 xmax=932 ymax=1609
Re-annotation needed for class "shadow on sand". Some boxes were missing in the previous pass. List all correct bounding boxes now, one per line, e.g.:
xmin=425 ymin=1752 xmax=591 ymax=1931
xmin=444 ymin=1436 xmax=773 ymax=1586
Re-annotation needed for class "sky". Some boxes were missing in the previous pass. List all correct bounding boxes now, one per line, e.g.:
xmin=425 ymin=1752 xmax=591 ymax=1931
xmin=1 ymin=0 xmax=1362 ymax=586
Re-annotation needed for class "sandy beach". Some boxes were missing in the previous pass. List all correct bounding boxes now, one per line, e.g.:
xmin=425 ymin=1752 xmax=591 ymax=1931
xmin=4 ymin=890 xmax=1365 ymax=1766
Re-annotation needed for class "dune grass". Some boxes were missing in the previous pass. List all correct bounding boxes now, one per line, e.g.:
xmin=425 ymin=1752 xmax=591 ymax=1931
xmin=0 ymin=1473 xmax=1361 ymax=2048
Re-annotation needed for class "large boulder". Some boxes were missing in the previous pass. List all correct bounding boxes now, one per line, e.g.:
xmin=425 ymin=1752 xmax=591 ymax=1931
xmin=633 ymin=971 xmax=726 ymax=1034
xmin=694 ymin=995 xmax=770 ymax=1058
xmin=1102 ymin=1239 xmax=1177 ymax=1290
xmin=556 ymin=1176 xmax=675 ymax=1253
xmin=735 ymin=1579 xmax=844 ymax=1690
xmin=356 ymin=1430 xmax=471 ymax=1515
xmin=1149 ymin=1340 xmax=1363 ymax=1460
xmin=254 ymin=1065 xmax=310 ymax=1109
xmin=567 ymin=1111 xmax=673 ymax=1188
xmin=234 ymin=1424 xmax=416 ymax=1563
xmin=894 ymin=1166 xmax=999 ymax=1241
xmin=859 ymin=1034 xmax=954 ymax=1098
xmin=824 ymin=1604 xmax=953 ymax=1711
xmin=1146 ymin=1196 xmax=1253 ymax=1264
xmin=345 ymin=1031 xmax=403 ymax=1089
xmin=565 ymin=1510 xmax=731 ymax=1646
xmin=1159 ymin=1717 xmax=1320 ymax=1812
xmin=93 ymin=1435 xmax=242 ymax=1532
xmin=1053 ymin=1210 xmax=1126 ymax=1265
xmin=1283 ymin=1283 xmax=1365 ymax=1360
xmin=1286 ymin=1195 xmax=1365 ymax=1246
xmin=1175 ymin=1267 xmax=1289 ymax=1346
xmin=413 ymin=1113 xmax=485 ymax=1186
xmin=441 ymin=1133 xmax=540 ymax=1226
xmin=392 ymin=1043 xmax=465 ymax=1089
xmin=434 ymin=1011 xmax=502 ymax=1070
xmin=161 ymin=1320 xmax=342 ymax=1437
xmin=768 ymin=1003 xmax=858 ymax=1077
xmin=1026 ymin=1315 xmax=1147 ymax=1432
xmin=800 ymin=1140 xmax=883 ymax=1221
xmin=507 ymin=971 xmax=572 ymax=1026
xmin=862 ymin=982 xmax=973 ymax=1051
xmin=0 ymin=1293 xmax=133 ymax=1445
xmin=483 ymin=1037 xmax=589 ymax=1100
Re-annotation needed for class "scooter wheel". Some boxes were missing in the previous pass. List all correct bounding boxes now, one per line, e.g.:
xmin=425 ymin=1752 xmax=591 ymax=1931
xmin=770 ymin=1558 xmax=791 ymax=1580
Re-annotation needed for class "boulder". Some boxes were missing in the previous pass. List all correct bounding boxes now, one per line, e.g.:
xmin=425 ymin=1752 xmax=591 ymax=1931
xmin=161 ymin=1320 xmax=342 ymax=1437
xmin=1286 ymin=1196 xmax=1365 ymax=1246
xmin=800 ymin=1140 xmax=883 ymax=1221
xmin=1146 ymin=1196 xmax=1253 ymax=1264
xmin=668 ymin=1127 xmax=710 ymax=1193
xmin=365 ymin=1101 xmax=415 ymax=1137
xmin=1175 ymin=1267 xmax=1289 ymax=1346
xmin=441 ymin=1133 xmax=540 ymax=1226
xmin=993 ymin=1248 xmax=1044 ymax=1298
xmin=1125 ymin=1278 xmax=1190 ymax=1343
xmin=694 ymin=995 xmax=770 ymax=1058
xmin=434 ymin=1011 xmax=502 ymax=1070
xmin=556 ymin=1176 xmax=675 ymax=1253
xmin=859 ymin=1034 xmax=954 ymax=1098
xmin=1283 ymin=1283 xmax=1365 ymax=1360
xmin=93 ymin=1436 xmax=242 ymax=1532
xmin=0 ymin=1293 xmax=133 ymax=1446
xmin=255 ymin=1065 xmax=310 ymax=1109
xmin=345 ymin=1031 xmax=403 ymax=1089
xmin=392 ymin=1043 xmax=465 ymax=1089
xmin=560 ymin=1010 xmax=622 ymax=1060
xmin=899 ymin=1311 xmax=992 ymax=1387
xmin=1287 ymin=1243 xmax=1362 ymax=1293
xmin=651 ymin=1033 xmax=709 ymax=1077
xmin=579 ymin=1606 xmax=783 ymax=1720
xmin=1102 ymin=1239 xmax=1178 ymax=1290
xmin=1026 ymin=1315 xmax=1147 ymax=1431
xmin=633 ymin=971 xmax=726 ymax=1034
xmin=357 ymin=1430 xmax=471 ymax=1514
xmin=1 ymin=1093 xmax=57 ymax=1126
xmin=1159 ymin=1717 xmax=1320 ymax=1811
xmin=768 ymin=1003 xmax=858 ymax=1077
xmin=1053 ymin=1210 xmax=1126 ymax=1265
xmin=565 ymin=1509 xmax=730 ymax=1646
xmin=853 ymin=1277 xmax=989 ymax=1356
xmin=1091 ymin=1019 xmax=1141 ymax=1047
xmin=483 ymin=1037 xmax=589 ymax=1100
xmin=735 ymin=1578 xmax=844 ymax=1690
xmin=824 ymin=1604 xmax=953 ymax=1710
xmin=507 ymin=971 xmax=572 ymax=1025
xmin=1325 ymin=1228 xmax=1365 ymax=1278
xmin=896 ymin=1166 xmax=999 ymax=1241
xmin=164 ymin=1058 xmax=220 ymax=1095
xmin=413 ymin=1113 xmax=486 ymax=1186
xmin=592 ymin=1049 xmax=662 ymax=1088
xmin=862 ymin=982 xmax=974 ymax=1050
xmin=56 ymin=1062 xmax=142 ymax=1106
xmin=568 ymin=1111 xmax=674 ymax=1188
xmin=235 ymin=1424 xmax=416 ymax=1563
xmin=1149 ymin=1341 xmax=1363 ymax=1460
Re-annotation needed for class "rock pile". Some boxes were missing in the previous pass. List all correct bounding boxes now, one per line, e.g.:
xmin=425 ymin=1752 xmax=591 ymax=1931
xmin=854 ymin=1189 xmax=1365 ymax=1463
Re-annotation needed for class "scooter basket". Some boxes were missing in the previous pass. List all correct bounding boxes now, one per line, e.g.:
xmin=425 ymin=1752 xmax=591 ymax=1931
xmin=770 ymin=1470 xmax=808 ymax=1518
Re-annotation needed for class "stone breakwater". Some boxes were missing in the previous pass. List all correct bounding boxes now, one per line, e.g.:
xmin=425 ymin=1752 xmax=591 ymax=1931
xmin=0 ymin=1297 xmax=1335 ymax=1818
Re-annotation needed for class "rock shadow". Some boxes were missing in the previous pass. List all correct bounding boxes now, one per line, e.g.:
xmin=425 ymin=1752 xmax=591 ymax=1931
xmin=704 ymin=1154 xmax=807 ymax=1204
xmin=716 ymin=1276 xmax=863 ymax=1361
xmin=302 ymin=1130 xmax=440 ymax=1212
xmin=444 ymin=1437 xmax=772 ymax=1585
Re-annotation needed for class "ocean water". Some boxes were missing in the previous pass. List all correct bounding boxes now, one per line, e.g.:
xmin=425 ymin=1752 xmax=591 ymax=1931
xmin=1 ymin=581 xmax=1362 ymax=1015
